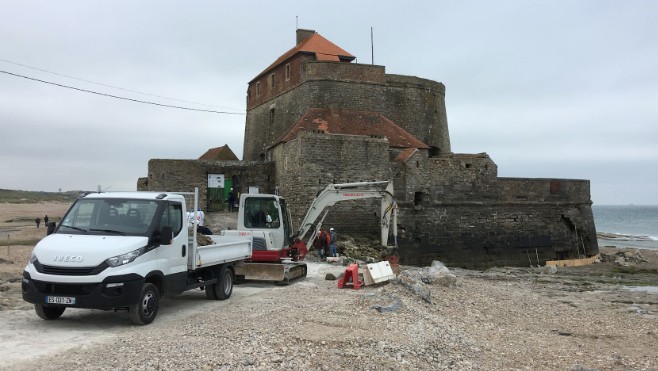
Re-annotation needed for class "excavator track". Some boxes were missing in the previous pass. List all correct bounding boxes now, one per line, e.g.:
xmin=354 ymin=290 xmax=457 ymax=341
xmin=277 ymin=262 xmax=307 ymax=286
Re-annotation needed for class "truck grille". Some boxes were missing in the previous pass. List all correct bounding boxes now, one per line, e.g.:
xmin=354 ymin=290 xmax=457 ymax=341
xmin=34 ymin=260 xmax=109 ymax=276
xmin=33 ymin=280 xmax=98 ymax=295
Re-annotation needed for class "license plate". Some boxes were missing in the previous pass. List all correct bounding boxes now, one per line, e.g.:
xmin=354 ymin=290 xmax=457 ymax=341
xmin=45 ymin=296 xmax=76 ymax=305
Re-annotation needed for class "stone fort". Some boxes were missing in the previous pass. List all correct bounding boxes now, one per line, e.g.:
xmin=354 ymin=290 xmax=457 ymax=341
xmin=138 ymin=29 xmax=599 ymax=268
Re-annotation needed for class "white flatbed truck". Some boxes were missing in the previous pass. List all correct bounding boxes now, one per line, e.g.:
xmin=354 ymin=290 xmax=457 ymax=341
xmin=22 ymin=188 xmax=252 ymax=325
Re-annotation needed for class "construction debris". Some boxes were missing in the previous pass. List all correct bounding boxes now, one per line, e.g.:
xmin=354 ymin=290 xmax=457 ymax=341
xmin=599 ymin=249 xmax=647 ymax=265
xmin=363 ymin=261 xmax=396 ymax=286
xmin=392 ymin=261 xmax=458 ymax=303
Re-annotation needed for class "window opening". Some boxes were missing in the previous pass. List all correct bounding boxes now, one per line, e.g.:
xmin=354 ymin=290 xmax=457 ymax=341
xmin=414 ymin=192 xmax=423 ymax=206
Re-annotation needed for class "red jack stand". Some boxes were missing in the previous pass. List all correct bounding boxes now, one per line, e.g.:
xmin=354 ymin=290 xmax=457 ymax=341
xmin=337 ymin=263 xmax=363 ymax=290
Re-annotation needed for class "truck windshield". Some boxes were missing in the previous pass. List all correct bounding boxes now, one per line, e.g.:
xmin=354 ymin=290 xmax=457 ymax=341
xmin=58 ymin=198 xmax=160 ymax=236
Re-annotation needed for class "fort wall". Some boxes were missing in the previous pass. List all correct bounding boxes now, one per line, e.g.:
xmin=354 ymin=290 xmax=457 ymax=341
xmin=392 ymin=153 xmax=597 ymax=268
xmin=396 ymin=201 xmax=597 ymax=269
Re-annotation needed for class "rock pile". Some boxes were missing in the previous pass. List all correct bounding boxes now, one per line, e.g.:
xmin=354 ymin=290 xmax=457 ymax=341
xmin=599 ymin=249 xmax=647 ymax=265
xmin=338 ymin=236 xmax=393 ymax=263
xmin=393 ymin=260 xmax=457 ymax=303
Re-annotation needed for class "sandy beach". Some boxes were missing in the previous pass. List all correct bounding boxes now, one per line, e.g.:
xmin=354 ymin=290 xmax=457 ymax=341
xmin=1 ymin=202 xmax=657 ymax=370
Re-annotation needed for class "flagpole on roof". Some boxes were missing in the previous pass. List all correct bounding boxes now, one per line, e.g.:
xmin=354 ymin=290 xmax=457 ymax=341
xmin=371 ymin=27 xmax=374 ymax=65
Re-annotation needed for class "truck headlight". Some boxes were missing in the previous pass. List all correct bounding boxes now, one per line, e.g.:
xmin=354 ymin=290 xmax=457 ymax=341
xmin=29 ymin=253 xmax=37 ymax=264
xmin=106 ymin=247 xmax=145 ymax=267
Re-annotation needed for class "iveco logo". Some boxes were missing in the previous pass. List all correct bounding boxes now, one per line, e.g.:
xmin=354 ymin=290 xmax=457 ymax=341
xmin=54 ymin=255 xmax=84 ymax=263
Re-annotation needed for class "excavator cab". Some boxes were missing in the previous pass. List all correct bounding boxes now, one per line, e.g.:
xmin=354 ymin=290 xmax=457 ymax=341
xmin=240 ymin=195 xmax=294 ymax=254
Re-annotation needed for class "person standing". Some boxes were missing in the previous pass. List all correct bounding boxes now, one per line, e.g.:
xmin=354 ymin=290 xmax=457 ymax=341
xmin=227 ymin=188 xmax=236 ymax=212
xmin=44 ymin=215 xmax=49 ymax=226
xmin=315 ymin=229 xmax=327 ymax=259
xmin=329 ymin=227 xmax=337 ymax=257
xmin=324 ymin=230 xmax=330 ymax=258
xmin=35 ymin=217 xmax=41 ymax=228
xmin=197 ymin=208 xmax=205 ymax=226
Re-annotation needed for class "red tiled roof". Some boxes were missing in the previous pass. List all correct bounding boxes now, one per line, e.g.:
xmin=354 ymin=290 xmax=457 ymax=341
xmin=251 ymin=32 xmax=355 ymax=83
xmin=199 ymin=145 xmax=238 ymax=161
xmin=395 ymin=148 xmax=419 ymax=163
xmin=271 ymin=108 xmax=429 ymax=150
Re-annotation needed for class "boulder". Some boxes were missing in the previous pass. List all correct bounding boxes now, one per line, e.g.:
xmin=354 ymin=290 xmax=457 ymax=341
xmin=394 ymin=273 xmax=432 ymax=303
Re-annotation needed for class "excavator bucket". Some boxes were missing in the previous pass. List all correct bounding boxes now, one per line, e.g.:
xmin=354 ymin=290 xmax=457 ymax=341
xmin=234 ymin=262 xmax=307 ymax=285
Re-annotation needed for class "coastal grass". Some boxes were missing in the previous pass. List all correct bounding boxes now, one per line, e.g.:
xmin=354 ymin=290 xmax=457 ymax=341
xmin=0 ymin=189 xmax=78 ymax=204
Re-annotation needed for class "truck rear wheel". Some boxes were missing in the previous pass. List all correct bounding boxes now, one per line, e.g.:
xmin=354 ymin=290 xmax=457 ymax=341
xmin=217 ymin=266 xmax=233 ymax=300
xmin=207 ymin=265 xmax=233 ymax=300
xmin=129 ymin=283 xmax=159 ymax=325
xmin=35 ymin=304 xmax=65 ymax=320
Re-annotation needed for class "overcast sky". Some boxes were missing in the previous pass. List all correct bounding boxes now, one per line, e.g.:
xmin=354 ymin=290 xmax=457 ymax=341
xmin=1 ymin=1 xmax=656 ymax=205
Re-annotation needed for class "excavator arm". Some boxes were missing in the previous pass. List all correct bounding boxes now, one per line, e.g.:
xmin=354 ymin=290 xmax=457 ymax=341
xmin=291 ymin=180 xmax=398 ymax=249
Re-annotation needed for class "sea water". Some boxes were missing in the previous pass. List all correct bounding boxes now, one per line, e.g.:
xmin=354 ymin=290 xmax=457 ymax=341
xmin=593 ymin=205 xmax=658 ymax=250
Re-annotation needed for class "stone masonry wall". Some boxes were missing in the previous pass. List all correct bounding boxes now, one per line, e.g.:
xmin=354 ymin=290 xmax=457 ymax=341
xmin=383 ymin=74 xmax=450 ymax=154
xmin=393 ymin=152 xmax=598 ymax=268
xmin=396 ymin=202 xmax=598 ymax=269
xmin=141 ymin=159 xmax=275 ymax=209
xmin=271 ymin=131 xmax=391 ymax=238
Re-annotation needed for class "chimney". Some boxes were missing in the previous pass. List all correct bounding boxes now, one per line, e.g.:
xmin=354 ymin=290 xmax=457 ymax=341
xmin=296 ymin=29 xmax=315 ymax=45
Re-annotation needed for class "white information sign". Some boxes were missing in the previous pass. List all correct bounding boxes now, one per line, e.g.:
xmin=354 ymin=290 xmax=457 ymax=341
xmin=208 ymin=174 xmax=225 ymax=188
xmin=249 ymin=186 xmax=259 ymax=194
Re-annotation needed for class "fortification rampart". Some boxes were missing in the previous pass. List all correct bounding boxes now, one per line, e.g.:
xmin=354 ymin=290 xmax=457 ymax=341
xmin=496 ymin=177 xmax=592 ymax=202
xmin=396 ymin=201 xmax=597 ymax=269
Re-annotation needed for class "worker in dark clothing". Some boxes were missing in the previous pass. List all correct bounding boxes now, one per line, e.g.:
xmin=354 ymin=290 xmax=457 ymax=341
xmin=227 ymin=188 xmax=236 ymax=212
xmin=329 ymin=228 xmax=338 ymax=257
xmin=314 ymin=229 xmax=328 ymax=259
xmin=254 ymin=205 xmax=272 ymax=227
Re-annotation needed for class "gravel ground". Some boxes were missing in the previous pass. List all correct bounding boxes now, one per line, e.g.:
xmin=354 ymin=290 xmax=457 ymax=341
xmin=5 ymin=260 xmax=658 ymax=370
xmin=1 ymin=205 xmax=657 ymax=370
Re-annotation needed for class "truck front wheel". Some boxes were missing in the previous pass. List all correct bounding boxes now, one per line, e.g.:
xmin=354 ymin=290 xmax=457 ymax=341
xmin=35 ymin=304 xmax=65 ymax=320
xmin=129 ymin=283 xmax=159 ymax=325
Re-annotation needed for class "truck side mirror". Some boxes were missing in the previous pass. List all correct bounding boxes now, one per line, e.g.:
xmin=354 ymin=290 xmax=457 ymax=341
xmin=46 ymin=221 xmax=57 ymax=235
xmin=161 ymin=226 xmax=173 ymax=245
